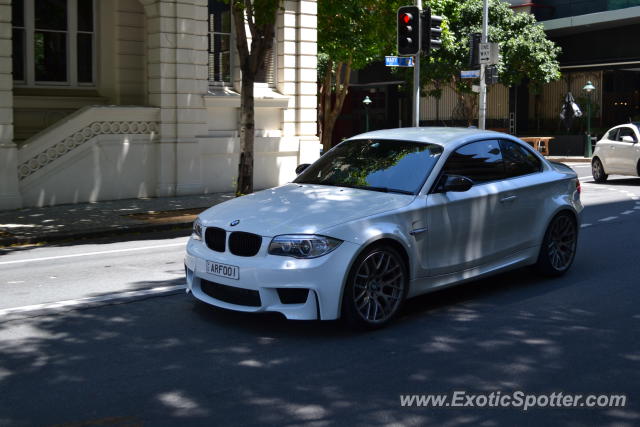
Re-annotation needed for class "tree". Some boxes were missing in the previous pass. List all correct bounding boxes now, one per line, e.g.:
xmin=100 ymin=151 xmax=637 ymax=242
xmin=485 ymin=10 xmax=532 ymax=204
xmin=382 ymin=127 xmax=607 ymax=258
xmin=421 ymin=0 xmax=561 ymax=125
xmin=318 ymin=0 xmax=401 ymax=151
xmin=230 ymin=0 xmax=279 ymax=196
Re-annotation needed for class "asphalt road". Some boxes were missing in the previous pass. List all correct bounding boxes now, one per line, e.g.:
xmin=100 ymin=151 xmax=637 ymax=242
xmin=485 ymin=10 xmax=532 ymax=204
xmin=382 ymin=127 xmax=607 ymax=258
xmin=1 ymin=165 xmax=639 ymax=426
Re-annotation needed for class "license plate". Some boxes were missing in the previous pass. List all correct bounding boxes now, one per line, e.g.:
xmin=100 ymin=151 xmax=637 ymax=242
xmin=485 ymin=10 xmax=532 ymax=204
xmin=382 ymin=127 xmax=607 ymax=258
xmin=206 ymin=261 xmax=239 ymax=280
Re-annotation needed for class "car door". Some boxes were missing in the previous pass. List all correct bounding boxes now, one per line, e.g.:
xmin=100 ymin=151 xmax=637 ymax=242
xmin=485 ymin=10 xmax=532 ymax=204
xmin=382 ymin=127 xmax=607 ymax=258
xmin=424 ymin=139 xmax=512 ymax=276
xmin=597 ymin=128 xmax=617 ymax=173
xmin=612 ymin=126 xmax=639 ymax=175
xmin=497 ymin=139 xmax=547 ymax=253
xmin=606 ymin=126 xmax=637 ymax=175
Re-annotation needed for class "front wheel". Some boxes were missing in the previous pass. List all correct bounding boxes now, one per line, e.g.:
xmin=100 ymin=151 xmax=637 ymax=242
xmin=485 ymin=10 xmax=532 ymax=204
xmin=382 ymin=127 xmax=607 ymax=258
xmin=342 ymin=245 xmax=408 ymax=329
xmin=535 ymin=212 xmax=578 ymax=276
xmin=592 ymin=158 xmax=608 ymax=183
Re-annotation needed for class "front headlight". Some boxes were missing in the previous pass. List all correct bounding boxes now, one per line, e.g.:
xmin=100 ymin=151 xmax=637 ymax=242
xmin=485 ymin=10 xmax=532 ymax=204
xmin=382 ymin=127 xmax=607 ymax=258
xmin=192 ymin=218 xmax=203 ymax=241
xmin=268 ymin=234 xmax=342 ymax=259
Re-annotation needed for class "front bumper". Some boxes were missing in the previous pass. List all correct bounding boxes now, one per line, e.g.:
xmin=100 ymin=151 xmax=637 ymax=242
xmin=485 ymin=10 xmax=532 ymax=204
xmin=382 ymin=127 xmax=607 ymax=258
xmin=184 ymin=237 xmax=360 ymax=320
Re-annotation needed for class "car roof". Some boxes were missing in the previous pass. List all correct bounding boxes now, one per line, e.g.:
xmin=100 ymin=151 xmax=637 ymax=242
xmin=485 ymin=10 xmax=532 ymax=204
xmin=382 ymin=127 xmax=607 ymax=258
xmin=346 ymin=127 xmax=510 ymax=148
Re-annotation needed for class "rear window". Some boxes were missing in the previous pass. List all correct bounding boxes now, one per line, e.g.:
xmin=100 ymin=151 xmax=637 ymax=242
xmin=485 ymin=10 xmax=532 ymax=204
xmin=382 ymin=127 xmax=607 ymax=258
xmin=500 ymin=140 xmax=542 ymax=178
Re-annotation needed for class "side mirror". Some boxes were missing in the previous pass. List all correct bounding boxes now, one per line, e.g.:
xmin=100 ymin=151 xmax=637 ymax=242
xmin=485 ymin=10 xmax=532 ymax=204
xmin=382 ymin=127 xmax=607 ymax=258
xmin=441 ymin=174 xmax=474 ymax=192
xmin=295 ymin=163 xmax=311 ymax=174
xmin=621 ymin=135 xmax=636 ymax=143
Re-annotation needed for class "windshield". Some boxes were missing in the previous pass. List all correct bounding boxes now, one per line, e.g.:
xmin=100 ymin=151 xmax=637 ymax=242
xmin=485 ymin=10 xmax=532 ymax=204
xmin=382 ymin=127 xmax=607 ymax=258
xmin=294 ymin=139 xmax=443 ymax=194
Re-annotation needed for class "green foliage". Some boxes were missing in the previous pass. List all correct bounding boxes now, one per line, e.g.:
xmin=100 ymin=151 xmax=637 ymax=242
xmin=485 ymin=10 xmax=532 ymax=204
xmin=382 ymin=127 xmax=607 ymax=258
xmin=423 ymin=0 xmax=561 ymax=90
xmin=318 ymin=0 xmax=402 ymax=70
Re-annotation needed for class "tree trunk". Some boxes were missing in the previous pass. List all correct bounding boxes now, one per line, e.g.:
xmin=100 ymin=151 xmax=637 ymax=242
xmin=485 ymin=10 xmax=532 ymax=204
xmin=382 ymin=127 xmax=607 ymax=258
xmin=237 ymin=75 xmax=255 ymax=196
xmin=320 ymin=59 xmax=352 ymax=152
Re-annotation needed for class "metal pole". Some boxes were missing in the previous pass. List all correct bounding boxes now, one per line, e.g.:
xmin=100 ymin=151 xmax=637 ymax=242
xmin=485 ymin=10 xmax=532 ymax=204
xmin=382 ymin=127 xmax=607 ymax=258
xmin=365 ymin=106 xmax=370 ymax=132
xmin=478 ymin=0 xmax=489 ymax=130
xmin=586 ymin=94 xmax=592 ymax=157
xmin=413 ymin=0 xmax=422 ymax=127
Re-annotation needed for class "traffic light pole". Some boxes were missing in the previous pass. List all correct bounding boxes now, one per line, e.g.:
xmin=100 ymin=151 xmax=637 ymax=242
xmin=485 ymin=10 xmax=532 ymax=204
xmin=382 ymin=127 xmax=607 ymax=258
xmin=413 ymin=0 xmax=422 ymax=127
xmin=478 ymin=0 xmax=488 ymax=130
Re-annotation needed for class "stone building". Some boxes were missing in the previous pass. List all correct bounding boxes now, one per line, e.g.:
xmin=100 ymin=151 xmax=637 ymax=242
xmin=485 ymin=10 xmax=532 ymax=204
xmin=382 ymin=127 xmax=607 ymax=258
xmin=0 ymin=0 xmax=320 ymax=210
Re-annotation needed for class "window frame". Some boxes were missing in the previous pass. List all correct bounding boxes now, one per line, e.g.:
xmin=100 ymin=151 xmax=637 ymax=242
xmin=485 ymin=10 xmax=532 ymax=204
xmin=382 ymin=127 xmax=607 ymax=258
xmin=616 ymin=126 xmax=638 ymax=143
xmin=208 ymin=0 xmax=233 ymax=88
xmin=429 ymin=138 xmax=545 ymax=194
xmin=499 ymin=139 xmax=544 ymax=179
xmin=13 ymin=0 xmax=97 ymax=88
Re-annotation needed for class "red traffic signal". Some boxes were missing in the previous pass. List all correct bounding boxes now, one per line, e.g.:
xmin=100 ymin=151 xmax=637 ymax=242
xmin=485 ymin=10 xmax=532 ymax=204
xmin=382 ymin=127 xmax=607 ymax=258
xmin=397 ymin=6 xmax=420 ymax=55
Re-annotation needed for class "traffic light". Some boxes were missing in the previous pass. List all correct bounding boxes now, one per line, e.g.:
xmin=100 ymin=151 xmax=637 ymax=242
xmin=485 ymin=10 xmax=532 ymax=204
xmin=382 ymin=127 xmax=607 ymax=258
xmin=422 ymin=7 xmax=443 ymax=55
xmin=469 ymin=32 xmax=481 ymax=67
xmin=485 ymin=65 xmax=499 ymax=85
xmin=397 ymin=6 xmax=420 ymax=55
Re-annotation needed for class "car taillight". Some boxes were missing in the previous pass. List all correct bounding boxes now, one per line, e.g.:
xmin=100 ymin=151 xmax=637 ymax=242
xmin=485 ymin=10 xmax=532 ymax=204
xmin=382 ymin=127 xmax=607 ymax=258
xmin=575 ymin=178 xmax=581 ymax=194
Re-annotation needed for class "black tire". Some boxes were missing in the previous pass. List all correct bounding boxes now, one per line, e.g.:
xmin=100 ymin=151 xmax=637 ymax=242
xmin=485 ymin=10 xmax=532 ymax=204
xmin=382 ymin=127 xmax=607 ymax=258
xmin=341 ymin=244 xmax=408 ymax=329
xmin=535 ymin=212 xmax=578 ymax=277
xmin=592 ymin=157 xmax=608 ymax=183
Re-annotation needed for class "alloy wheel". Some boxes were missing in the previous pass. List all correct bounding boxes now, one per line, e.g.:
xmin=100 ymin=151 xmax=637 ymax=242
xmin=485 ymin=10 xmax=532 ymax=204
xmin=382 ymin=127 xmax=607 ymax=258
xmin=352 ymin=250 xmax=406 ymax=323
xmin=547 ymin=215 xmax=577 ymax=271
xmin=592 ymin=159 xmax=606 ymax=182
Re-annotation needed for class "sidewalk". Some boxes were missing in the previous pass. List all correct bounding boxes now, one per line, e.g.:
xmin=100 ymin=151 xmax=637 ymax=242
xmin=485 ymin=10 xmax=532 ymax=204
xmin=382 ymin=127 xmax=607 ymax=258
xmin=0 ymin=193 xmax=234 ymax=247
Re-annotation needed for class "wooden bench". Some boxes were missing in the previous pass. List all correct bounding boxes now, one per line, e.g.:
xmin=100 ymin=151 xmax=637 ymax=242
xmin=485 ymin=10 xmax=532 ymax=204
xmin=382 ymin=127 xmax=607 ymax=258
xmin=519 ymin=136 xmax=554 ymax=156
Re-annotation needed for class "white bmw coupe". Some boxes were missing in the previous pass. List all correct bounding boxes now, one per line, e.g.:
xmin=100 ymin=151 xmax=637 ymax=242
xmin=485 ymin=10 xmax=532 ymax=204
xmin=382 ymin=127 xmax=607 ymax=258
xmin=185 ymin=128 xmax=582 ymax=328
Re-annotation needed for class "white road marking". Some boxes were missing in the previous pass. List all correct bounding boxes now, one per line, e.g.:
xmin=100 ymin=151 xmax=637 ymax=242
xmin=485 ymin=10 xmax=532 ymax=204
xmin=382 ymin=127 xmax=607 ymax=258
xmin=621 ymin=211 xmax=635 ymax=215
xmin=598 ymin=216 xmax=618 ymax=222
xmin=580 ymin=223 xmax=592 ymax=228
xmin=0 ymin=284 xmax=186 ymax=317
xmin=0 ymin=242 xmax=186 ymax=266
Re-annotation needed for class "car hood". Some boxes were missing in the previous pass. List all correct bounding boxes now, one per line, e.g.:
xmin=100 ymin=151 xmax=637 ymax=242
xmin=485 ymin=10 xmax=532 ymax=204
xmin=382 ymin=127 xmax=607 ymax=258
xmin=198 ymin=183 xmax=415 ymax=236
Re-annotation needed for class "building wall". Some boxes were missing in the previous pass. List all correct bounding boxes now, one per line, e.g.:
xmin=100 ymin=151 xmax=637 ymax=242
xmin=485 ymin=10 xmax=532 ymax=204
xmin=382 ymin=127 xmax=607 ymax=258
xmin=0 ymin=0 xmax=320 ymax=210
xmin=528 ymin=71 xmax=602 ymax=121
xmin=116 ymin=0 xmax=147 ymax=105
xmin=420 ymin=83 xmax=509 ymax=122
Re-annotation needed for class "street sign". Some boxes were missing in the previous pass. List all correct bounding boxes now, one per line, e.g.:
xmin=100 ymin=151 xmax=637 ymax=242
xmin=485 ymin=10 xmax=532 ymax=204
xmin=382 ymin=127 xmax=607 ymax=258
xmin=479 ymin=42 xmax=500 ymax=65
xmin=461 ymin=70 xmax=480 ymax=79
xmin=385 ymin=56 xmax=415 ymax=67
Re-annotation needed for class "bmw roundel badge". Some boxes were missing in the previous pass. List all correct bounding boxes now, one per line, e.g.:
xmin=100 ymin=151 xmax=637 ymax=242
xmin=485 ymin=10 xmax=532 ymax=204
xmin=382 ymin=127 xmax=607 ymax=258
xmin=230 ymin=219 xmax=240 ymax=227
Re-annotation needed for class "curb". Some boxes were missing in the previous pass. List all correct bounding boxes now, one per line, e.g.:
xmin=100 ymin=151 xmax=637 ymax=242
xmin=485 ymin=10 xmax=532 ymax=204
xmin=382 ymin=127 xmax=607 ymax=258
xmin=546 ymin=157 xmax=592 ymax=163
xmin=0 ymin=221 xmax=193 ymax=248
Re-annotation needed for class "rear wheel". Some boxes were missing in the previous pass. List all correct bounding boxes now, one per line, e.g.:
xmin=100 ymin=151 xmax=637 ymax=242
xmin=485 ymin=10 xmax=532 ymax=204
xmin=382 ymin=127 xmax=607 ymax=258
xmin=592 ymin=157 xmax=608 ymax=183
xmin=342 ymin=245 xmax=408 ymax=329
xmin=535 ymin=212 xmax=578 ymax=276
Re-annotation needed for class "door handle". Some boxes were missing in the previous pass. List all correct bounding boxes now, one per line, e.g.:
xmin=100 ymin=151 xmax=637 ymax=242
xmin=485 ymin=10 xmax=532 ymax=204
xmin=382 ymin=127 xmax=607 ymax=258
xmin=500 ymin=195 xmax=517 ymax=203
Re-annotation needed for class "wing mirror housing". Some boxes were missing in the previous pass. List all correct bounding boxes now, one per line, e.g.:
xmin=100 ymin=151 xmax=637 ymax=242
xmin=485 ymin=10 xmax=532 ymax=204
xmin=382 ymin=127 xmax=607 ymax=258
xmin=621 ymin=135 xmax=636 ymax=143
xmin=295 ymin=163 xmax=311 ymax=174
xmin=441 ymin=174 xmax=474 ymax=192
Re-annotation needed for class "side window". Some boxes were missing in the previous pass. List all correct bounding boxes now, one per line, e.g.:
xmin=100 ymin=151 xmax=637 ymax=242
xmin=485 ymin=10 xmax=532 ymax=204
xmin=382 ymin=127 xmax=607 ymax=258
xmin=617 ymin=127 xmax=638 ymax=143
xmin=500 ymin=140 xmax=542 ymax=178
xmin=607 ymin=129 xmax=618 ymax=140
xmin=442 ymin=140 xmax=504 ymax=183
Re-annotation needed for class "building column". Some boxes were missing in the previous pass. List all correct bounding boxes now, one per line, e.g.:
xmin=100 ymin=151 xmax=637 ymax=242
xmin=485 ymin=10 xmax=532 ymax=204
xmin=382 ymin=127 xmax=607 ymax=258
xmin=279 ymin=0 xmax=320 ymax=162
xmin=0 ymin=0 xmax=22 ymax=210
xmin=142 ymin=0 xmax=209 ymax=197
xmin=295 ymin=0 xmax=321 ymax=162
